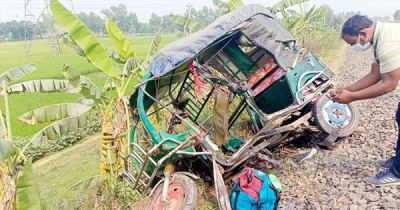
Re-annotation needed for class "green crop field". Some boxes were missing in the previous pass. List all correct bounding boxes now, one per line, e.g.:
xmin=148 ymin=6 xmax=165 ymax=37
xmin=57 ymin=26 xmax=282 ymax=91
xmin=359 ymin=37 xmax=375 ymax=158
xmin=0 ymin=35 xmax=178 ymax=137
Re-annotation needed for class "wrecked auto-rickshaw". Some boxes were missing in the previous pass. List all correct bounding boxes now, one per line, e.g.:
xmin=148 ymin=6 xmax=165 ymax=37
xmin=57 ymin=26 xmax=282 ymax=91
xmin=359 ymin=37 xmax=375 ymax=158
xmin=124 ymin=4 xmax=359 ymax=210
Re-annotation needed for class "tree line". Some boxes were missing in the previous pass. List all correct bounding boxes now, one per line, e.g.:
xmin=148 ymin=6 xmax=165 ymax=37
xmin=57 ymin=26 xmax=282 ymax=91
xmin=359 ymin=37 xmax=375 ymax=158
xmin=0 ymin=4 xmax=222 ymax=41
xmin=0 ymin=4 xmax=398 ymax=42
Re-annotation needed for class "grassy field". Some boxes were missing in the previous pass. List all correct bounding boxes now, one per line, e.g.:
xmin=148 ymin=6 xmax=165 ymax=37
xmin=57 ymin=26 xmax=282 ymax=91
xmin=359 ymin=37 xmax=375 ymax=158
xmin=33 ymin=134 xmax=101 ymax=209
xmin=0 ymin=35 xmax=178 ymax=137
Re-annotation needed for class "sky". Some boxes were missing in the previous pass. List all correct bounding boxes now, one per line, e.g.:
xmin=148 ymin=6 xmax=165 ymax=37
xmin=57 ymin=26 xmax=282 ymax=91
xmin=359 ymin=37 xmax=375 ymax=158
xmin=0 ymin=0 xmax=399 ymax=23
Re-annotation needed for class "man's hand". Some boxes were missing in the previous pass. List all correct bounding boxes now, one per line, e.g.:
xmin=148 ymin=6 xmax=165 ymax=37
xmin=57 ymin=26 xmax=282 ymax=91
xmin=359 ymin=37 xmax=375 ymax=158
xmin=330 ymin=88 xmax=354 ymax=104
xmin=328 ymin=88 xmax=342 ymax=99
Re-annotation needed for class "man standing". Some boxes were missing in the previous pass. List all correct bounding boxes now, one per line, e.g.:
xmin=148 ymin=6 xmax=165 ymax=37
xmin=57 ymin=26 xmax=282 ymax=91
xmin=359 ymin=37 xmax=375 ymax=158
xmin=330 ymin=15 xmax=400 ymax=186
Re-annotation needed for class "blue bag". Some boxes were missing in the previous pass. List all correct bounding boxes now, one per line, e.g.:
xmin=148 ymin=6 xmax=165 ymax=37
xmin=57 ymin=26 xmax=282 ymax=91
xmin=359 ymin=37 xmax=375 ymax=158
xmin=230 ymin=167 xmax=280 ymax=210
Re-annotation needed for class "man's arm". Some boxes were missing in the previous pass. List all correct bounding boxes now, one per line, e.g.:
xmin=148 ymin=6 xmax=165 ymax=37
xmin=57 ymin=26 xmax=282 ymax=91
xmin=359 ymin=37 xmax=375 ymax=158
xmin=333 ymin=66 xmax=400 ymax=103
xmin=345 ymin=63 xmax=381 ymax=92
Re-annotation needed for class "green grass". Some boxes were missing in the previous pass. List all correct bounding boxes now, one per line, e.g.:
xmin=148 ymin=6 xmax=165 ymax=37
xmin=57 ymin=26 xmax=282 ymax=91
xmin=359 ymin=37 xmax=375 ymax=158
xmin=0 ymin=35 xmax=178 ymax=137
xmin=0 ymin=93 xmax=82 ymax=137
xmin=33 ymin=135 xmax=101 ymax=209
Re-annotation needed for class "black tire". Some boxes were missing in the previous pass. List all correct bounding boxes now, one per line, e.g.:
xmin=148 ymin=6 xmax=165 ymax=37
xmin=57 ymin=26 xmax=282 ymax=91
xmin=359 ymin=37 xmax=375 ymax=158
xmin=313 ymin=92 xmax=359 ymax=137
xmin=147 ymin=174 xmax=197 ymax=210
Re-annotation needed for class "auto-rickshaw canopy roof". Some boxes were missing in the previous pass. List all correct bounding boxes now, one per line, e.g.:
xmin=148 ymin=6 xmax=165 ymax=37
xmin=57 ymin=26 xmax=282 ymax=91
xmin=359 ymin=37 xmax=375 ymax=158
xmin=148 ymin=4 xmax=303 ymax=78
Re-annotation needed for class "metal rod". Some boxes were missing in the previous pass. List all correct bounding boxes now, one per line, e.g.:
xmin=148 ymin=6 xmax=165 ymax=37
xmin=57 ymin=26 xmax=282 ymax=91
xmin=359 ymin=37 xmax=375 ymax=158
xmin=141 ymin=87 xmax=200 ymax=133
xmin=175 ymin=151 xmax=212 ymax=155
xmin=228 ymin=98 xmax=246 ymax=129
xmin=147 ymin=101 xmax=173 ymax=116
xmin=193 ymin=86 xmax=215 ymax=122
xmin=142 ymin=137 xmax=195 ymax=194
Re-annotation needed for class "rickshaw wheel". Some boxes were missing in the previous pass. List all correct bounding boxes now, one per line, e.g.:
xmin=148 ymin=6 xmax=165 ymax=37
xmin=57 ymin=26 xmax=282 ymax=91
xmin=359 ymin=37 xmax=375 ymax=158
xmin=313 ymin=92 xmax=360 ymax=137
xmin=147 ymin=174 xmax=197 ymax=210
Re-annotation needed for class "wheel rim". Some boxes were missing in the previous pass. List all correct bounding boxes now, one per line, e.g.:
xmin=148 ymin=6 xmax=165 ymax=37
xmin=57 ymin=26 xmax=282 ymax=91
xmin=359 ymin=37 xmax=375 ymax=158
xmin=322 ymin=99 xmax=352 ymax=128
xmin=152 ymin=182 xmax=186 ymax=210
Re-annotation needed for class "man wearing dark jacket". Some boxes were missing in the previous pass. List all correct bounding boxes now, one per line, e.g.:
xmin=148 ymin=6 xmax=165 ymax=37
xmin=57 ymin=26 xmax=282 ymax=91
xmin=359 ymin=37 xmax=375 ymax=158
xmin=330 ymin=15 xmax=400 ymax=186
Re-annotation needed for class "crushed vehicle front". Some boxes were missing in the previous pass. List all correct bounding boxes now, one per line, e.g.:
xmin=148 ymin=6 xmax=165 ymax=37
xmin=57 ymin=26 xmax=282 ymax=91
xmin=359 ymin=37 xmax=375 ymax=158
xmin=125 ymin=4 xmax=335 ymax=195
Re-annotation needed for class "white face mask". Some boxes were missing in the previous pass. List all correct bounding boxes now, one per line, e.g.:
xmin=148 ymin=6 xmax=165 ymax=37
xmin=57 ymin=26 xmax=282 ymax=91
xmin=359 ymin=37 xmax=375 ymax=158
xmin=351 ymin=34 xmax=371 ymax=51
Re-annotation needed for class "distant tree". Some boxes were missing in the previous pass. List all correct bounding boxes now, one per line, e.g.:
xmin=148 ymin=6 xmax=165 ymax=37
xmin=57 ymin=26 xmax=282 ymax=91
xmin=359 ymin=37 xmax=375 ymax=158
xmin=394 ymin=10 xmax=400 ymax=21
xmin=371 ymin=15 xmax=391 ymax=22
xmin=137 ymin=22 xmax=152 ymax=34
xmin=161 ymin=14 xmax=183 ymax=34
xmin=76 ymin=12 xmax=107 ymax=35
xmin=126 ymin=12 xmax=139 ymax=34
xmin=149 ymin=13 xmax=162 ymax=32
xmin=100 ymin=4 xmax=138 ymax=34
xmin=191 ymin=6 xmax=223 ymax=27
xmin=7 ymin=20 xmax=25 ymax=40
xmin=321 ymin=5 xmax=335 ymax=25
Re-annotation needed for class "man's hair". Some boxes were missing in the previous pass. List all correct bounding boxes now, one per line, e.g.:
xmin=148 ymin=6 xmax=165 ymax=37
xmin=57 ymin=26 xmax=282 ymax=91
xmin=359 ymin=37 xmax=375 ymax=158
xmin=342 ymin=15 xmax=373 ymax=36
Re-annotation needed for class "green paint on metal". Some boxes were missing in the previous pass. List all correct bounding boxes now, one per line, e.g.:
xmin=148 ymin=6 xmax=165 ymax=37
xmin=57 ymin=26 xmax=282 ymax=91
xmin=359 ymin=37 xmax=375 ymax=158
xmin=137 ymin=71 xmax=163 ymax=144
xmin=286 ymin=54 xmax=327 ymax=98
xmin=246 ymin=106 xmax=263 ymax=131
xmin=223 ymin=136 xmax=245 ymax=152
xmin=222 ymin=42 xmax=259 ymax=77
xmin=254 ymin=77 xmax=294 ymax=114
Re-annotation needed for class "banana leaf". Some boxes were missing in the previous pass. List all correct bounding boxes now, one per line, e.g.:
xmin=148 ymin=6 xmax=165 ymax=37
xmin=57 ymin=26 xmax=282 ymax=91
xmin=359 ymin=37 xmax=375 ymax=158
xmin=270 ymin=0 xmax=310 ymax=14
xmin=18 ymin=103 xmax=92 ymax=125
xmin=102 ymin=77 xmax=115 ymax=92
xmin=0 ymin=64 xmax=36 ymax=84
xmin=70 ymin=175 xmax=108 ymax=191
xmin=226 ymin=0 xmax=244 ymax=14
xmin=43 ymin=13 xmax=67 ymax=36
xmin=79 ymin=76 xmax=107 ymax=104
xmin=63 ymin=35 xmax=77 ymax=48
xmin=7 ymin=79 xmax=78 ymax=94
xmin=135 ymin=28 xmax=163 ymax=78
xmin=174 ymin=29 xmax=185 ymax=38
xmin=30 ymin=115 xmax=89 ymax=146
xmin=61 ymin=63 xmax=81 ymax=87
xmin=169 ymin=15 xmax=204 ymax=33
xmin=61 ymin=63 xmax=107 ymax=104
xmin=0 ymin=138 xmax=19 ymax=161
xmin=105 ymin=149 xmax=117 ymax=165
xmin=146 ymin=28 xmax=163 ymax=61
xmin=122 ymin=57 xmax=142 ymax=76
xmin=287 ymin=9 xmax=301 ymax=18
xmin=50 ymin=0 xmax=118 ymax=78
xmin=16 ymin=159 xmax=42 ymax=210
xmin=213 ymin=0 xmax=228 ymax=12
xmin=106 ymin=18 xmax=135 ymax=59
xmin=74 ymin=98 xmax=94 ymax=106
xmin=60 ymin=29 xmax=126 ymax=65
xmin=105 ymin=47 xmax=127 ymax=64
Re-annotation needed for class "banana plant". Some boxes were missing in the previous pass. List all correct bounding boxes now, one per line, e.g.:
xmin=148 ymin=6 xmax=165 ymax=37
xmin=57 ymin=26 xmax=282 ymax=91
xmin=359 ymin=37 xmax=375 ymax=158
xmin=212 ymin=0 xmax=243 ymax=14
xmin=171 ymin=0 xmax=245 ymax=37
xmin=169 ymin=15 xmax=204 ymax=34
xmin=270 ymin=0 xmax=310 ymax=15
xmin=172 ymin=0 xmax=310 ymax=38
xmin=0 ymin=63 xmax=96 ymax=150
xmin=225 ymin=0 xmax=244 ymax=14
xmin=280 ymin=3 xmax=330 ymax=42
xmin=0 ymin=79 xmax=42 ymax=210
xmin=49 ymin=0 xmax=163 ymax=175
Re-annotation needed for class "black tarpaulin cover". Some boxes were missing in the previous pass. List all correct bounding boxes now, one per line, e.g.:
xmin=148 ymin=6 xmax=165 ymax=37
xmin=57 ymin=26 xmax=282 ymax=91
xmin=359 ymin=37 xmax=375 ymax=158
xmin=148 ymin=4 xmax=302 ymax=78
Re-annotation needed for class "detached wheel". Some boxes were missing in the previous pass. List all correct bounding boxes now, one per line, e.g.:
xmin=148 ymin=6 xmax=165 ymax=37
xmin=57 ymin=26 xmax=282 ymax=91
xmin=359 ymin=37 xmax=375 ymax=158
xmin=147 ymin=174 xmax=197 ymax=210
xmin=313 ymin=93 xmax=359 ymax=137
